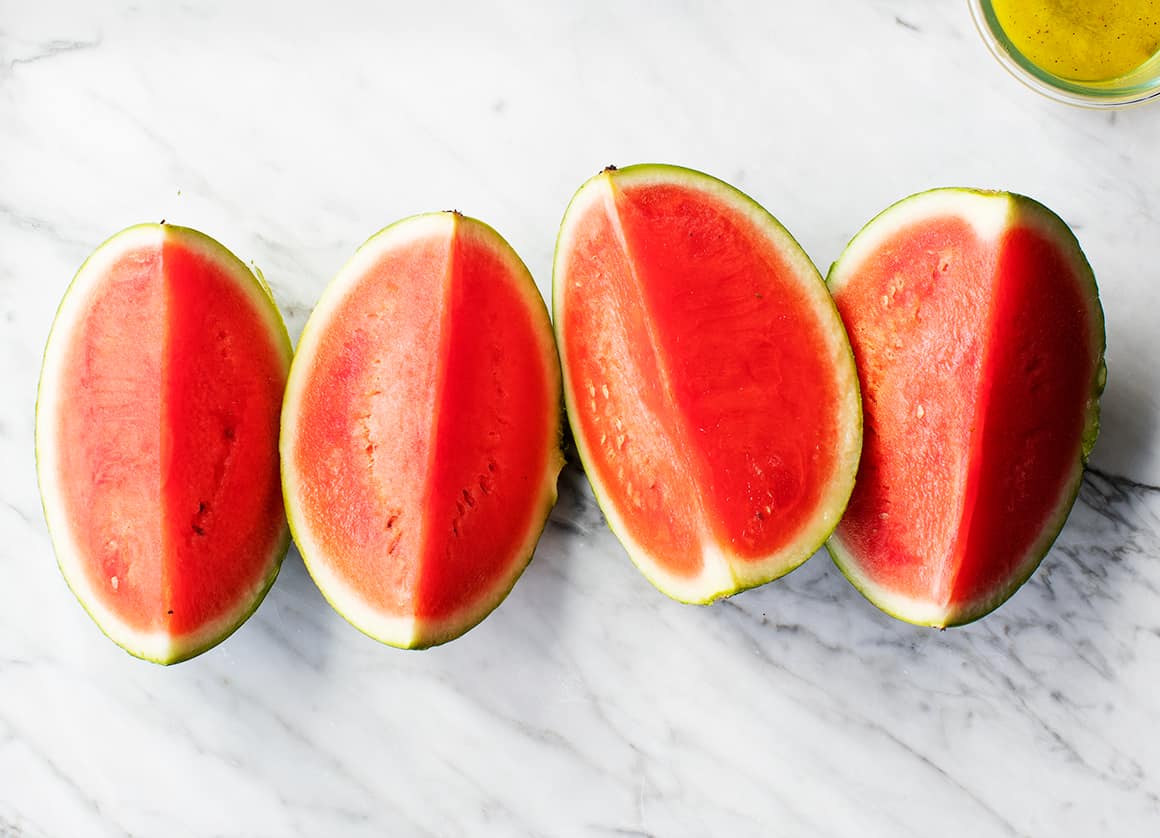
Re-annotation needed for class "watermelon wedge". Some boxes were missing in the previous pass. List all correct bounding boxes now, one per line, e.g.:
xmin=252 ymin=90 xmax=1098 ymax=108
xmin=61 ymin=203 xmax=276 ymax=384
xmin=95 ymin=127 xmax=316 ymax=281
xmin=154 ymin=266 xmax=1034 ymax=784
xmin=827 ymin=189 xmax=1106 ymax=626
xmin=281 ymin=212 xmax=562 ymax=649
xmin=554 ymin=165 xmax=862 ymax=603
xmin=36 ymin=224 xmax=293 ymax=664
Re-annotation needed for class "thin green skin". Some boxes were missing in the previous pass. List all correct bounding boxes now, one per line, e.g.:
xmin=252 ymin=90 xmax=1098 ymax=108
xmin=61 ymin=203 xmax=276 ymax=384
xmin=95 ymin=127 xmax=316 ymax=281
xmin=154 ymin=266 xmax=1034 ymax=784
xmin=552 ymin=163 xmax=863 ymax=604
xmin=824 ymin=188 xmax=1106 ymax=628
xmin=35 ymin=223 xmax=293 ymax=665
xmin=281 ymin=212 xmax=564 ymax=649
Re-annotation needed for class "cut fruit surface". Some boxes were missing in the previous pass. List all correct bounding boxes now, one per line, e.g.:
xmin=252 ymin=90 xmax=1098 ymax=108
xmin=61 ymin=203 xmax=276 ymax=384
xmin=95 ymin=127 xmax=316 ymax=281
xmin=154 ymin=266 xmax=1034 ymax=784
xmin=827 ymin=189 xmax=1105 ymax=626
xmin=554 ymin=165 xmax=862 ymax=603
xmin=36 ymin=224 xmax=292 ymax=664
xmin=281 ymin=213 xmax=562 ymax=648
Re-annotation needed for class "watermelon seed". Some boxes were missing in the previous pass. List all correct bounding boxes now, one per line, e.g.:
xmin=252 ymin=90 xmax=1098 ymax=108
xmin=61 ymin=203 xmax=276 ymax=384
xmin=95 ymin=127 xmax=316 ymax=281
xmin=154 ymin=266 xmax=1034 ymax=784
xmin=462 ymin=488 xmax=475 ymax=508
xmin=111 ymin=576 xmax=119 ymax=590
xmin=916 ymin=404 xmax=925 ymax=419
xmin=193 ymin=501 xmax=209 ymax=536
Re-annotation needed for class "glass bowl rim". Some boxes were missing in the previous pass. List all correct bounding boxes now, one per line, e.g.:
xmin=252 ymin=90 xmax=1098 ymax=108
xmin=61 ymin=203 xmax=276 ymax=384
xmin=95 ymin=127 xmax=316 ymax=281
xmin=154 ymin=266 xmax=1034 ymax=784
xmin=967 ymin=0 xmax=1160 ymax=108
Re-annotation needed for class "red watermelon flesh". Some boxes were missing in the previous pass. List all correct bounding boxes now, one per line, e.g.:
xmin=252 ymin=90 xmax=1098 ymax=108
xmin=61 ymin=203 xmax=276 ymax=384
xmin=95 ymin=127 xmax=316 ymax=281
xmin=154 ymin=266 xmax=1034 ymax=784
xmin=827 ymin=189 xmax=1105 ymax=626
xmin=37 ymin=225 xmax=292 ymax=663
xmin=554 ymin=165 xmax=862 ymax=603
xmin=281 ymin=213 xmax=562 ymax=648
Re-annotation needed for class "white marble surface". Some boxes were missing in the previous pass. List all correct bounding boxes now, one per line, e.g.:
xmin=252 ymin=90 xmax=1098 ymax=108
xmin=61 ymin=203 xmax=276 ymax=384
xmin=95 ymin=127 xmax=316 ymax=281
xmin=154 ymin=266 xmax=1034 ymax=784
xmin=2 ymin=1 xmax=1159 ymax=835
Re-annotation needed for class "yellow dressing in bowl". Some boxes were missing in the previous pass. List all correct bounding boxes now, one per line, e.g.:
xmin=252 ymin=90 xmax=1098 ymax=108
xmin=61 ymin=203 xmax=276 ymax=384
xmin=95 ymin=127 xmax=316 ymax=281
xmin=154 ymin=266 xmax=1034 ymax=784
xmin=991 ymin=0 xmax=1160 ymax=81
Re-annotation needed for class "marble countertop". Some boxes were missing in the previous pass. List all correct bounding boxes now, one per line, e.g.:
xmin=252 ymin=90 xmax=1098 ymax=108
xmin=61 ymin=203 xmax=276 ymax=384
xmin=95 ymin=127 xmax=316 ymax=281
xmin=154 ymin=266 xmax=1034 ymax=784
xmin=3 ymin=2 xmax=1158 ymax=835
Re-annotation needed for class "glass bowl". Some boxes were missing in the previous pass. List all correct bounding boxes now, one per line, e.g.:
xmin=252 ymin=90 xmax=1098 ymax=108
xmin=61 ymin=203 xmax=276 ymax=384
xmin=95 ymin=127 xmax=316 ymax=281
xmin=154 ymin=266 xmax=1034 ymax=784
xmin=969 ymin=0 xmax=1160 ymax=108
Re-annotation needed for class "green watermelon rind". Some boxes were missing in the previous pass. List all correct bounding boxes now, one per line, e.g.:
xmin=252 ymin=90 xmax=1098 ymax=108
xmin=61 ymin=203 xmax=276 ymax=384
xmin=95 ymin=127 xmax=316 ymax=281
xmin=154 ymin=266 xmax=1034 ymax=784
xmin=35 ymin=223 xmax=293 ymax=665
xmin=553 ymin=163 xmax=863 ymax=605
xmin=281 ymin=212 xmax=563 ymax=650
xmin=824 ymin=188 xmax=1106 ymax=628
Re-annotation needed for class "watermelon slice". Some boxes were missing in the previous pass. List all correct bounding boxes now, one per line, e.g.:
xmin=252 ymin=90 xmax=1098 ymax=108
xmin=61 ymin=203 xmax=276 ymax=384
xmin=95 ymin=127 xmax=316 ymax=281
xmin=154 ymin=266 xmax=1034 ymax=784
xmin=554 ymin=165 xmax=862 ymax=603
xmin=36 ymin=224 xmax=293 ymax=664
xmin=827 ymin=189 xmax=1106 ymax=626
xmin=281 ymin=212 xmax=562 ymax=649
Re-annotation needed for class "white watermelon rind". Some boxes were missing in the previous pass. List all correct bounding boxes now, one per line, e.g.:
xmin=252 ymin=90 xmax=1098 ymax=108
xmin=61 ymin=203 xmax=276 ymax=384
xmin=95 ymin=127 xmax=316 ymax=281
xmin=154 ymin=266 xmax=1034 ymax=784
xmin=825 ymin=188 xmax=1106 ymax=628
xmin=553 ymin=163 xmax=864 ymax=605
xmin=35 ymin=223 xmax=293 ymax=665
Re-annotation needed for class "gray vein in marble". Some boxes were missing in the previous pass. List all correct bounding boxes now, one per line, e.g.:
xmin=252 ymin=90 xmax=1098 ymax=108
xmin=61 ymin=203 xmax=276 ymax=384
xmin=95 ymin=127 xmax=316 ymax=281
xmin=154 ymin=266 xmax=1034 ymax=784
xmin=1 ymin=723 xmax=129 ymax=838
xmin=763 ymin=665 xmax=1013 ymax=834
xmin=875 ymin=725 xmax=1025 ymax=838
xmin=970 ymin=651 xmax=1092 ymax=769
xmin=590 ymin=827 xmax=655 ymax=838
xmin=439 ymin=760 xmax=535 ymax=837
xmin=211 ymin=675 xmax=437 ymax=836
xmin=718 ymin=602 xmax=1005 ymax=836
xmin=0 ymin=810 xmax=51 ymax=838
xmin=380 ymin=650 xmax=619 ymax=790
xmin=0 ymin=203 xmax=93 ymax=254
xmin=0 ymin=37 xmax=101 ymax=74
xmin=1 ymin=499 xmax=35 ymax=531
xmin=82 ymin=93 xmax=226 ymax=202
xmin=996 ymin=658 xmax=1155 ymax=804
xmin=1087 ymin=465 xmax=1160 ymax=498
xmin=279 ymin=799 xmax=374 ymax=838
